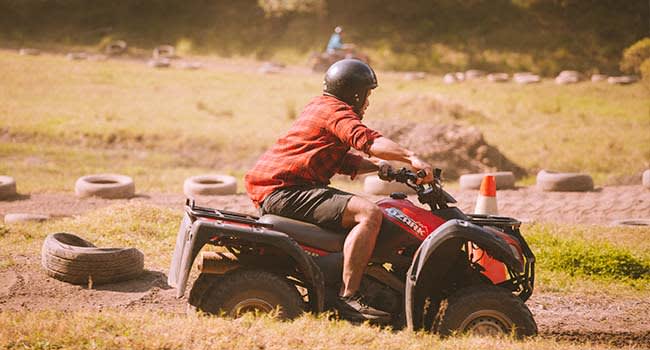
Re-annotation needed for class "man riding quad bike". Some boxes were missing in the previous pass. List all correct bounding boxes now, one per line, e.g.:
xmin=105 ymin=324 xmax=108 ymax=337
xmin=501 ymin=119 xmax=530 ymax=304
xmin=310 ymin=27 xmax=370 ymax=72
xmin=168 ymin=59 xmax=537 ymax=337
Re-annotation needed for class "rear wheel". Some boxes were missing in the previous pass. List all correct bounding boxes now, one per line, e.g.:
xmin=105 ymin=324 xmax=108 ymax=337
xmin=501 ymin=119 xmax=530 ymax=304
xmin=187 ymin=269 xmax=304 ymax=319
xmin=434 ymin=285 xmax=537 ymax=338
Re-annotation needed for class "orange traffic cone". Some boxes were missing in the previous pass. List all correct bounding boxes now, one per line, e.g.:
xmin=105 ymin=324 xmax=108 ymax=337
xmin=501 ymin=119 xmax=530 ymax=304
xmin=474 ymin=175 xmax=498 ymax=215
xmin=472 ymin=175 xmax=506 ymax=283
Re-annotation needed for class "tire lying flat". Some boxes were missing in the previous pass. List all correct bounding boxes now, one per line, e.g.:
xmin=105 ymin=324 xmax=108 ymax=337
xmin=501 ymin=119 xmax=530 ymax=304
xmin=41 ymin=232 xmax=144 ymax=285
xmin=459 ymin=172 xmax=516 ymax=190
xmin=75 ymin=174 xmax=135 ymax=199
xmin=183 ymin=174 xmax=237 ymax=197
xmin=536 ymin=170 xmax=594 ymax=192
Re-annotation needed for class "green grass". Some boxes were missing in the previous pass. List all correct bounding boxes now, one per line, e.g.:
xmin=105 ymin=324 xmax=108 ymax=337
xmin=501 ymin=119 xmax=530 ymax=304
xmin=1 ymin=51 xmax=648 ymax=194
xmin=524 ymin=223 xmax=650 ymax=293
xmin=2 ymin=203 xmax=649 ymax=295
xmin=1 ymin=204 xmax=649 ymax=349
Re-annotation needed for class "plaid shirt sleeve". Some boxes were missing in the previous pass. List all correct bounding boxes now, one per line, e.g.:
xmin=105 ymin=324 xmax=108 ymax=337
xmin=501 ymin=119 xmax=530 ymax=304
xmin=337 ymin=152 xmax=364 ymax=179
xmin=326 ymin=107 xmax=382 ymax=155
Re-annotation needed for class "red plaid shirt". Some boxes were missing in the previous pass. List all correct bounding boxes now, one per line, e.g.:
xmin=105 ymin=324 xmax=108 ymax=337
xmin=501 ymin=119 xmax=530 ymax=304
xmin=245 ymin=95 xmax=382 ymax=207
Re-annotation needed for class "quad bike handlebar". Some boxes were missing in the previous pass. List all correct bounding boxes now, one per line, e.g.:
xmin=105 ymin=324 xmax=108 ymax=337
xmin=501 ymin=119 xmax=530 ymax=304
xmin=381 ymin=167 xmax=456 ymax=210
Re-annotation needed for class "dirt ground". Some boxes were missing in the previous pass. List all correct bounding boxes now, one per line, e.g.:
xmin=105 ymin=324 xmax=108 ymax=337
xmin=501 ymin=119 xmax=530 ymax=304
xmin=1 ymin=186 xmax=650 ymax=347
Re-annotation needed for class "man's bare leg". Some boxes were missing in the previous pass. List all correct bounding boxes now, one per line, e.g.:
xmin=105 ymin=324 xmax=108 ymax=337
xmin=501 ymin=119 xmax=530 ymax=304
xmin=340 ymin=195 xmax=383 ymax=297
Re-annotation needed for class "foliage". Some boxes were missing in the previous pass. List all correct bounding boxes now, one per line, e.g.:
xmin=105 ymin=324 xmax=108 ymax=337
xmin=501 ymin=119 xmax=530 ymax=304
xmin=527 ymin=224 xmax=650 ymax=283
xmin=0 ymin=0 xmax=647 ymax=73
xmin=620 ymin=37 xmax=650 ymax=75
xmin=258 ymin=0 xmax=326 ymax=17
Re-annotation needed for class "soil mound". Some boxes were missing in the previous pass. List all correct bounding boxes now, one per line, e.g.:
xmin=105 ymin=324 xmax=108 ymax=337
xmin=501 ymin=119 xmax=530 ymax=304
xmin=366 ymin=120 xmax=526 ymax=179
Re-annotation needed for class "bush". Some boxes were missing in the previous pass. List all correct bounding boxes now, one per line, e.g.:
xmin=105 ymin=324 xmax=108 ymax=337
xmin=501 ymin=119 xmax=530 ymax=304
xmin=620 ymin=37 xmax=650 ymax=74
xmin=528 ymin=230 xmax=650 ymax=281
xmin=640 ymin=58 xmax=650 ymax=82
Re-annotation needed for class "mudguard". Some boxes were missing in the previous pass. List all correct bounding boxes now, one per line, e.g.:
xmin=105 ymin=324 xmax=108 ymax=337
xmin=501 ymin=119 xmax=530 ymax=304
xmin=405 ymin=219 xmax=521 ymax=330
xmin=168 ymin=213 xmax=325 ymax=313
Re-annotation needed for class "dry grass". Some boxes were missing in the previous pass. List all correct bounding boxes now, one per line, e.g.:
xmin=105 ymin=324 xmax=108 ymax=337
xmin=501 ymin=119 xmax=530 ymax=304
xmin=1 ymin=50 xmax=649 ymax=195
xmin=0 ymin=311 xmax=631 ymax=350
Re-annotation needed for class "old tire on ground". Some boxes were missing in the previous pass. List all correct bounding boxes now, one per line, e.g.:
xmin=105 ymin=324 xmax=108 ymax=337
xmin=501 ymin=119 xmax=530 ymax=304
xmin=41 ymin=232 xmax=144 ymax=285
xmin=0 ymin=175 xmax=17 ymax=199
xmin=187 ymin=269 xmax=304 ymax=319
xmin=105 ymin=40 xmax=127 ymax=56
xmin=363 ymin=175 xmax=416 ymax=195
xmin=434 ymin=285 xmax=537 ymax=338
xmin=183 ymin=174 xmax=237 ymax=197
xmin=75 ymin=174 xmax=135 ymax=199
xmin=610 ymin=219 xmax=650 ymax=227
xmin=4 ymin=213 xmax=50 ymax=224
xmin=536 ymin=170 xmax=593 ymax=192
xmin=459 ymin=172 xmax=516 ymax=190
xmin=643 ymin=169 xmax=650 ymax=189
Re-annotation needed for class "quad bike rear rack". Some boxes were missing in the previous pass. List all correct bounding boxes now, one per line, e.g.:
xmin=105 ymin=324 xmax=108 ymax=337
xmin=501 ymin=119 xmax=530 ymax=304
xmin=468 ymin=214 xmax=535 ymax=301
xmin=184 ymin=199 xmax=274 ymax=228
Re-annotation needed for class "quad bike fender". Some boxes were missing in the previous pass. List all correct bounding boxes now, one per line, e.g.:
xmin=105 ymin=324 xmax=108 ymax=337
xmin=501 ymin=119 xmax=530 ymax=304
xmin=167 ymin=213 xmax=325 ymax=312
xmin=405 ymin=219 xmax=522 ymax=330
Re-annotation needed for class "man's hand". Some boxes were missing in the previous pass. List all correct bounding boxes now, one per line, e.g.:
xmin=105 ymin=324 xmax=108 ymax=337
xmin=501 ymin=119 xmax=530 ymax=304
xmin=408 ymin=155 xmax=433 ymax=184
xmin=377 ymin=161 xmax=393 ymax=181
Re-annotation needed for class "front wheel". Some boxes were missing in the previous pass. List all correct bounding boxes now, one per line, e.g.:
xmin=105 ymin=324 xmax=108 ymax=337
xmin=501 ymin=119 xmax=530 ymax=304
xmin=187 ymin=269 xmax=305 ymax=319
xmin=433 ymin=285 xmax=537 ymax=338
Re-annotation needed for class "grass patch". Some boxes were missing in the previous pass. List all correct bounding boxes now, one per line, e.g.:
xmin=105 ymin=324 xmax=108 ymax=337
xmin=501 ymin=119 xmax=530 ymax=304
xmin=0 ymin=311 xmax=626 ymax=350
xmin=525 ymin=223 xmax=650 ymax=291
xmin=0 ymin=203 xmax=181 ymax=268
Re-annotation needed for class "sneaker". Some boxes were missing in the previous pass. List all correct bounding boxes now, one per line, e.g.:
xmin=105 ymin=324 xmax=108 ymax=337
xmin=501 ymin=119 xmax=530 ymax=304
xmin=336 ymin=293 xmax=391 ymax=322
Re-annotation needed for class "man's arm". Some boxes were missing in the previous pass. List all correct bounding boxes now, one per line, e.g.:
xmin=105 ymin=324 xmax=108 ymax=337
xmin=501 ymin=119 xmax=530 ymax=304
xmin=368 ymin=137 xmax=434 ymax=183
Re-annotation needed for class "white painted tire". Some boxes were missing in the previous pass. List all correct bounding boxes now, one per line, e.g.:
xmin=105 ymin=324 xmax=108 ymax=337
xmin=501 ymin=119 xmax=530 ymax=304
xmin=591 ymin=74 xmax=608 ymax=82
xmin=19 ymin=48 xmax=40 ymax=56
xmin=536 ymin=170 xmax=593 ymax=192
xmin=153 ymin=45 xmax=176 ymax=59
xmin=513 ymin=73 xmax=541 ymax=84
xmin=607 ymin=76 xmax=638 ymax=85
xmin=75 ymin=174 xmax=135 ymax=199
xmin=66 ymin=52 xmax=87 ymax=60
xmin=183 ymin=175 xmax=237 ymax=197
xmin=148 ymin=58 xmax=171 ymax=68
xmin=465 ymin=69 xmax=486 ymax=80
xmin=0 ymin=175 xmax=17 ymax=199
xmin=105 ymin=40 xmax=127 ymax=56
xmin=4 ymin=213 xmax=50 ymax=224
xmin=487 ymin=73 xmax=509 ymax=82
xmin=459 ymin=172 xmax=516 ymax=190
xmin=363 ymin=175 xmax=416 ymax=195
xmin=643 ymin=169 xmax=650 ymax=189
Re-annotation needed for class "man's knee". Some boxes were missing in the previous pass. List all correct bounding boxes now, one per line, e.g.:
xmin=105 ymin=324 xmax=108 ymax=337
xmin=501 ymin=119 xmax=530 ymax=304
xmin=343 ymin=196 xmax=383 ymax=229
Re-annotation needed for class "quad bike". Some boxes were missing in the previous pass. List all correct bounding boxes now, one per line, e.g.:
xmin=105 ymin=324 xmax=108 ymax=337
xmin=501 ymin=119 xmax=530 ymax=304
xmin=309 ymin=49 xmax=371 ymax=72
xmin=168 ymin=168 xmax=537 ymax=337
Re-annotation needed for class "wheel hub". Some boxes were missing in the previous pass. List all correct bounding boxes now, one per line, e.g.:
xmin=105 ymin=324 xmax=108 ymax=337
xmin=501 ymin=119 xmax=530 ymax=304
xmin=461 ymin=310 xmax=512 ymax=336
xmin=231 ymin=298 xmax=275 ymax=317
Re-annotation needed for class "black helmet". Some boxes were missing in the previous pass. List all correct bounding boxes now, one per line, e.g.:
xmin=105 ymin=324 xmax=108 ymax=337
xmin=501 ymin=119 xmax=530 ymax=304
xmin=323 ymin=59 xmax=378 ymax=113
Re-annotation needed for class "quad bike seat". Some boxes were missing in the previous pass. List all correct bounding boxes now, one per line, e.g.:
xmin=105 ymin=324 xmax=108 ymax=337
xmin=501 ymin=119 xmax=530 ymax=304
xmin=258 ymin=215 xmax=346 ymax=252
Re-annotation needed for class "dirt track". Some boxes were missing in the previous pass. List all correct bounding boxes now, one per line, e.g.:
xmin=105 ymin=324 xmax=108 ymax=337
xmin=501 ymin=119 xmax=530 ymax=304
xmin=1 ymin=184 xmax=649 ymax=225
xmin=1 ymin=185 xmax=650 ymax=347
